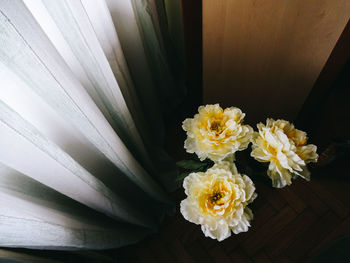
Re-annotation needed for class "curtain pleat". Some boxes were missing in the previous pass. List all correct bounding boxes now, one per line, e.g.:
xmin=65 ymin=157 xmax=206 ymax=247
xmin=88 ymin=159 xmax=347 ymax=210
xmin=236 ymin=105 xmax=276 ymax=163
xmin=0 ymin=100 xmax=156 ymax=228
xmin=33 ymin=0 xmax=151 ymax=167
xmin=0 ymin=249 xmax=64 ymax=263
xmin=106 ymin=0 xmax=184 ymax=191
xmin=105 ymin=0 xmax=165 ymax=140
xmin=0 ymin=163 xmax=151 ymax=250
xmin=132 ymin=0 xmax=184 ymax=114
xmin=0 ymin=1 xmax=169 ymax=203
xmin=0 ymin=0 xmax=185 ymax=252
xmin=80 ymin=0 xmax=150 ymax=146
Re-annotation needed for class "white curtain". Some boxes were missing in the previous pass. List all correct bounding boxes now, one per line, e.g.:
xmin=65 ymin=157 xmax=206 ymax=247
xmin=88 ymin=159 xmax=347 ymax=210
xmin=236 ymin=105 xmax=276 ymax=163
xmin=0 ymin=0 xmax=183 ymax=254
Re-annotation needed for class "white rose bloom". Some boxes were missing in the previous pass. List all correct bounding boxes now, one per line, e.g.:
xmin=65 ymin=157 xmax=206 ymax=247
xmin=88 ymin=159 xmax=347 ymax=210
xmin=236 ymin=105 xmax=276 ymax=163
xmin=182 ymin=104 xmax=253 ymax=162
xmin=180 ymin=162 xmax=257 ymax=241
xmin=251 ymin=119 xmax=318 ymax=188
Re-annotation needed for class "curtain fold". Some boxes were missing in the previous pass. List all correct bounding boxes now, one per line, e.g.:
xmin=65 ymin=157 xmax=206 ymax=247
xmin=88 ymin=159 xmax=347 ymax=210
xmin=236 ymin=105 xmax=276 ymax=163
xmin=0 ymin=0 xmax=185 ymax=252
xmin=106 ymin=0 xmax=185 ymax=191
xmin=0 ymin=1 xmax=169 ymax=203
xmin=0 ymin=249 xmax=65 ymax=263
xmin=0 ymin=163 xmax=151 ymax=250
xmin=132 ymin=0 xmax=185 ymax=114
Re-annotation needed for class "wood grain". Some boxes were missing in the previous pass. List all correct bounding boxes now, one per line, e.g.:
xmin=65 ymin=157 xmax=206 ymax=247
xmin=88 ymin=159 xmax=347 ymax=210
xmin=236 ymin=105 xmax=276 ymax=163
xmin=203 ymin=0 xmax=350 ymax=124
xmin=117 ymin=175 xmax=350 ymax=263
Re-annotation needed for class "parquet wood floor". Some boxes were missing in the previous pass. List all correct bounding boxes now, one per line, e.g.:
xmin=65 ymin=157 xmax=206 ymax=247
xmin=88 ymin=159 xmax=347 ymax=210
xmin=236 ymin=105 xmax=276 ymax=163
xmin=117 ymin=98 xmax=350 ymax=262
xmin=117 ymin=169 xmax=350 ymax=263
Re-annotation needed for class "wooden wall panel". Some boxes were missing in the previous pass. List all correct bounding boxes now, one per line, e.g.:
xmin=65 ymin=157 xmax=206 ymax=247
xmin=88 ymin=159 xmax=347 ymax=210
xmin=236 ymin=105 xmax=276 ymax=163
xmin=203 ymin=0 xmax=350 ymax=124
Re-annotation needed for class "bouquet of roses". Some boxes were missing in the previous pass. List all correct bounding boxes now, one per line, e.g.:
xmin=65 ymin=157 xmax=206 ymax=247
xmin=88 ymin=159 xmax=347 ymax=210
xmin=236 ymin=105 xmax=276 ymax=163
xmin=177 ymin=104 xmax=318 ymax=241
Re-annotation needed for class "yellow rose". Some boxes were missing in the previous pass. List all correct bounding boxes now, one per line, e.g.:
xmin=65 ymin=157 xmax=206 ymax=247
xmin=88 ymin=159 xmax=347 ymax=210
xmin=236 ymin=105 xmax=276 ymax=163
xmin=180 ymin=161 xmax=257 ymax=241
xmin=251 ymin=119 xmax=318 ymax=188
xmin=182 ymin=104 xmax=253 ymax=162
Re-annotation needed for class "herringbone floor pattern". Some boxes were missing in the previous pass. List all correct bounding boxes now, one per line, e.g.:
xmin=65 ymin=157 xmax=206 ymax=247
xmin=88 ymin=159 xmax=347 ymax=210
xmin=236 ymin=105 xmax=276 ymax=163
xmin=118 ymin=172 xmax=350 ymax=263
xmin=117 ymin=90 xmax=350 ymax=263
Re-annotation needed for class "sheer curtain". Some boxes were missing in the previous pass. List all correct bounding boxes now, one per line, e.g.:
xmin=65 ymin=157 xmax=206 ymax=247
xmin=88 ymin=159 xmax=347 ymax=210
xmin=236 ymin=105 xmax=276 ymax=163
xmin=0 ymin=0 xmax=184 ymax=254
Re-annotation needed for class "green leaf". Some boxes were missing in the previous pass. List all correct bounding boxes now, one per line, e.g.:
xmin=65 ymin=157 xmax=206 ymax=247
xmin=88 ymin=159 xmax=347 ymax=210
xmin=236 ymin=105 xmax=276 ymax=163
xmin=176 ymin=160 xmax=207 ymax=170
xmin=175 ymin=172 xmax=191 ymax=182
xmin=203 ymin=158 xmax=214 ymax=166
xmin=193 ymin=162 xmax=212 ymax=172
